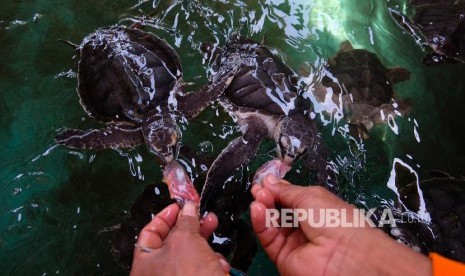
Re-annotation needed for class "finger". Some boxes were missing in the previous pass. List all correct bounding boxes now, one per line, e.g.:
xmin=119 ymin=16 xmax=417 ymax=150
xmin=250 ymin=201 xmax=286 ymax=262
xmin=278 ymin=229 xmax=308 ymax=256
xmin=199 ymin=212 xmax=218 ymax=239
xmin=251 ymin=184 xmax=261 ymax=198
xmin=173 ymin=201 xmax=200 ymax=234
xmin=215 ymin=253 xmax=231 ymax=273
xmin=254 ymin=187 xmax=275 ymax=209
xmin=135 ymin=203 xmax=180 ymax=255
xmin=262 ymin=175 xmax=358 ymax=241
xmin=262 ymin=175 xmax=333 ymax=209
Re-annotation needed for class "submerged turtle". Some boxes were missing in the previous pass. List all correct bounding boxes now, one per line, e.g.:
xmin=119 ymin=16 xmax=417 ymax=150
xmin=311 ymin=41 xmax=412 ymax=139
xmin=199 ymin=36 xmax=337 ymax=213
xmin=390 ymin=0 xmax=465 ymax=65
xmin=373 ymin=163 xmax=465 ymax=263
xmin=56 ymin=26 xmax=233 ymax=163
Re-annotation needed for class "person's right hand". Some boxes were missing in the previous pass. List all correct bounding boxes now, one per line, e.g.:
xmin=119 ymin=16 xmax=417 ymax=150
xmin=250 ymin=175 xmax=432 ymax=276
xmin=131 ymin=202 xmax=229 ymax=276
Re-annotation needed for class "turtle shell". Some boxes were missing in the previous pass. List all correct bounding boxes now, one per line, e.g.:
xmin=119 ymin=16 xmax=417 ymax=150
xmin=322 ymin=42 xmax=409 ymax=107
xmin=395 ymin=174 xmax=465 ymax=262
xmin=210 ymin=36 xmax=300 ymax=116
xmin=411 ymin=0 xmax=465 ymax=64
xmin=390 ymin=0 xmax=465 ymax=65
xmin=77 ymin=26 xmax=182 ymax=123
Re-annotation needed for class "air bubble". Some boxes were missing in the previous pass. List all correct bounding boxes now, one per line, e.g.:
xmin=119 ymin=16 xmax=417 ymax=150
xmin=199 ymin=141 xmax=213 ymax=153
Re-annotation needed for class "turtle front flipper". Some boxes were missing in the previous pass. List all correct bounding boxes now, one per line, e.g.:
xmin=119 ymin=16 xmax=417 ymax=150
xmin=177 ymin=69 xmax=237 ymax=119
xmin=302 ymin=135 xmax=339 ymax=194
xmin=56 ymin=124 xmax=144 ymax=150
xmin=200 ymin=120 xmax=268 ymax=214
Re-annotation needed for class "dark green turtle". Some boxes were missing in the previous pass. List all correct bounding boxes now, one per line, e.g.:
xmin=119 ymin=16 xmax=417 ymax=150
xmin=199 ymin=36 xmax=338 ymax=213
xmin=56 ymin=25 xmax=233 ymax=163
xmin=373 ymin=163 xmax=465 ymax=263
xmin=390 ymin=0 xmax=465 ymax=65
xmin=312 ymin=41 xmax=412 ymax=138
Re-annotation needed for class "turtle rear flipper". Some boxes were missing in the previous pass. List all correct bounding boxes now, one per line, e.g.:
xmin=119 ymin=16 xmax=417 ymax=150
xmin=200 ymin=119 xmax=268 ymax=214
xmin=56 ymin=124 xmax=143 ymax=150
xmin=369 ymin=98 xmax=413 ymax=125
xmin=387 ymin=67 xmax=411 ymax=83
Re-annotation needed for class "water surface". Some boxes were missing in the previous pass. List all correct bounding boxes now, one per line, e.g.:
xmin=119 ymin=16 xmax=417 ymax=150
xmin=1 ymin=0 xmax=464 ymax=274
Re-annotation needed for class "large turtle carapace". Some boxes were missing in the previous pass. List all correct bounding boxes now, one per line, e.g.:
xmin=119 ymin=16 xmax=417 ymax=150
xmin=374 ymin=164 xmax=465 ymax=263
xmin=56 ymin=26 xmax=233 ymax=163
xmin=199 ymin=36 xmax=337 ymax=213
xmin=390 ymin=0 xmax=465 ymax=65
xmin=312 ymin=41 xmax=412 ymax=139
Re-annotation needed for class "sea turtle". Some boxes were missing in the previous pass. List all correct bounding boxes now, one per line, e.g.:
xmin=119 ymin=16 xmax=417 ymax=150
xmin=390 ymin=0 xmax=465 ymax=65
xmin=56 ymin=25 xmax=233 ymax=163
xmin=199 ymin=36 xmax=338 ymax=213
xmin=311 ymin=41 xmax=412 ymax=139
xmin=372 ymin=163 xmax=465 ymax=263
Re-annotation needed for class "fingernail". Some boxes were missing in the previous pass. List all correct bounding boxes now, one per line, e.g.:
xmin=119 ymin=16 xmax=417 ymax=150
xmin=251 ymin=185 xmax=261 ymax=198
xmin=182 ymin=201 xmax=197 ymax=217
xmin=159 ymin=203 xmax=176 ymax=217
xmin=138 ymin=230 xmax=150 ymax=244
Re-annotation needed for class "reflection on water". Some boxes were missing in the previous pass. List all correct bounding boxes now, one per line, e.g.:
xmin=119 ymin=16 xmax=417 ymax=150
xmin=1 ymin=0 xmax=465 ymax=274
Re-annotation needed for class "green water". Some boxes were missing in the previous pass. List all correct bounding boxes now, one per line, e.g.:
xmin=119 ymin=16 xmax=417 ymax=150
xmin=1 ymin=0 xmax=464 ymax=274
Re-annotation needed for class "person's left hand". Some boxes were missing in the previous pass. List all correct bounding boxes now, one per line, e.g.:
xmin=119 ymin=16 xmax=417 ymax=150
xmin=130 ymin=202 xmax=229 ymax=276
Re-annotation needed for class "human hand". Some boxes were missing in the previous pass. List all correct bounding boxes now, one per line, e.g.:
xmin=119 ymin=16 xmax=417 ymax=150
xmin=130 ymin=202 xmax=229 ymax=276
xmin=250 ymin=175 xmax=431 ymax=276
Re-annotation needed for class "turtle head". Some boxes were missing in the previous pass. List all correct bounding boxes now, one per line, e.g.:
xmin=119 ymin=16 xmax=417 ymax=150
xmin=142 ymin=115 xmax=180 ymax=163
xmin=276 ymin=116 xmax=315 ymax=164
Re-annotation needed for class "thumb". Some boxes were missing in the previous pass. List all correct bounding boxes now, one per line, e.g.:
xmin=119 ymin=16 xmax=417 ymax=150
xmin=174 ymin=201 xmax=200 ymax=234
xmin=262 ymin=175 xmax=313 ymax=209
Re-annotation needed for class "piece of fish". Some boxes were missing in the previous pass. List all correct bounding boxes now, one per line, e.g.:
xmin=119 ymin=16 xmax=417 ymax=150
xmin=253 ymin=159 xmax=291 ymax=186
xmin=163 ymin=161 xmax=200 ymax=206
